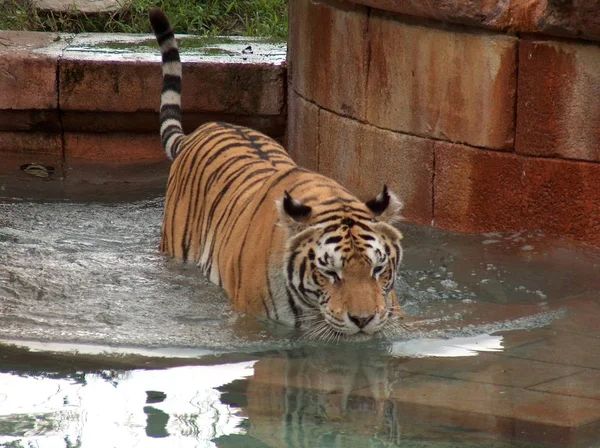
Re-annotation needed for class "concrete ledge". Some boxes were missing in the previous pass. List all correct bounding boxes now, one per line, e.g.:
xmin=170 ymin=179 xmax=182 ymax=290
xmin=0 ymin=31 xmax=286 ymax=193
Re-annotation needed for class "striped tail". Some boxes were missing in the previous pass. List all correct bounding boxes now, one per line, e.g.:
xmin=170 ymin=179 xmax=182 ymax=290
xmin=149 ymin=8 xmax=185 ymax=160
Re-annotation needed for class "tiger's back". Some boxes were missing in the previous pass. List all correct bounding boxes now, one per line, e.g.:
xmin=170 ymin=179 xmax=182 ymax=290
xmin=162 ymin=121 xmax=304 ymax=314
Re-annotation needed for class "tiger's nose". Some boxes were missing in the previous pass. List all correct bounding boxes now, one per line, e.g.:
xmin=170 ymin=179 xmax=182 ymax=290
xmin=349 ymin=314 xmax=374 ymax=329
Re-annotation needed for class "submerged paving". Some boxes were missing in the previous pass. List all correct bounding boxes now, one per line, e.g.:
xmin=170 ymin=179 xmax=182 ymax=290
xmin=0 ymin=194 xmax=599 ymax=447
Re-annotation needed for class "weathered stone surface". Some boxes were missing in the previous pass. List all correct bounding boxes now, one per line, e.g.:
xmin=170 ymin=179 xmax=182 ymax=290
xmin=59 ymin=35 xmax=285 ymax=116
xmin=0 ymin=110 xmax=60 ymax=132
xmin=367 ymin=13 xmax=517 ymax=150
xmin=0 ymin=131 xmax=62 ymax=155
xmin=434 ymin=142 xmax=600 ymax=245
xmin=286 ymin=93 xmax=319 ymax=171
xmin=64 ymin=133 xmax=163 ymax=164
xmin=340 ymin=0 xmax=600 ymax=42
xmin=340 ymin=0 xmax=511 ymax=29
xmin=60 ymin=111 xmax=285 ymax=138
xmin=318 ymin=109 xmax=434 ymax=225
xmin=0 ymin=152 xmax=63 ymax=179
xmin=363 ymin=373 xmax=600 ymax=447
xmin=0 ymin=32 xmax=67 ymax=110
xmin=63 ymin=159 xmax=170 ymax=186
xmin=516 ymin=38 xmax=600 ymax=162
xmin=508 ymin=0 xmax=600 ymax=42
xmin=0 ymin=132 xmax=63 ymax=177
xmin=59 ymin=59 xmax=284 ymax=115
xmin=289 ymin=0 xmax=369 ymax=119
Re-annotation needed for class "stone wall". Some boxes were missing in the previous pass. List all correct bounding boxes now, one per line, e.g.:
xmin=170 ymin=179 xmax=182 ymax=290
xmin=287 ymin=0 xmax=600 ymax=245
xmin=0 ymin=32 xmax=286 ymax=195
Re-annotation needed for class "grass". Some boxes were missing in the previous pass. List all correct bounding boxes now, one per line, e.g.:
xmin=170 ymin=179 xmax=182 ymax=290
xmin=0 ymin=0 xmax=288 ymax=38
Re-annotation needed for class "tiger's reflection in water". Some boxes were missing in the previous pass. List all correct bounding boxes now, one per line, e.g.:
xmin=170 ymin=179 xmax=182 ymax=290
xmin=217 ymin=346 xmax=407 ymax=447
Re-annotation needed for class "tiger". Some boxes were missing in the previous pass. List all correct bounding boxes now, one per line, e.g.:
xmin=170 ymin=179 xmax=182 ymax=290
xmin=149 ymin=8 xmax=405 ymax=340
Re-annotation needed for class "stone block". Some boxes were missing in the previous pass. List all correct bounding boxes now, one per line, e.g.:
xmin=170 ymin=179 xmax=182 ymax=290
xmin=0 ymin=131 xmax=62 ymax=155
xmin=507 ymin=0 xmax=600 ymax=42
xmin=0 ymin=31 xmax=66 ymax=110
xmin=531 ymin=369 xmax=600 ymax=401
xmin=339 ymin=0 xmax=600 ymax=42
xmin=59 ymin=37 xmax=285 ymax=116
xmin=64 ymin=132 xmax=163 ymax=164
xmin=0 ymin=110 xmax=60 ymax=132
xmin=434 ymin=142 xmax=600 ymax=245
xmin=339 ymin=0 xmax=511 ymax=30
xmin=516 ymin=38 xmax=600 ymax=162
xmin=286 ymin=93 xmax=319 ymax=171
xmin=289 ymin=0 xmax=369 ymax=119
xmin=508 ymin=332 xmax=600 ymax=370
xmin=60 ymin=111 xmax=285 ymax=140
xmin=367 ymin=14 xmax=517 ymax=150
xmin=397 ymin=352 xmax=581 ymax=388
xmin=362 ymin=373 xmax=600 ymax=446
xmin=318 ymin=109 xmax=434 ymax=225
xmin=59 ymin=59 xmax=160 ymax=113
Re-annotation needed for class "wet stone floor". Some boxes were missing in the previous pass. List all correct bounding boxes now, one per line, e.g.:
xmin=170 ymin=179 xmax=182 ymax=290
xmin=1 ymin=194 xmax=600 ymax=447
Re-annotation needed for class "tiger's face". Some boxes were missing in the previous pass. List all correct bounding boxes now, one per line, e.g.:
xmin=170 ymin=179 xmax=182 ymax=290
xmin=278 ymin=186 xmax=404 ymax=340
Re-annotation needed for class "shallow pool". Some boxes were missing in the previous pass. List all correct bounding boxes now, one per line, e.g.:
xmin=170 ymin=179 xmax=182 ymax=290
xmin=1 ymin=195 xmax=600 ymax=447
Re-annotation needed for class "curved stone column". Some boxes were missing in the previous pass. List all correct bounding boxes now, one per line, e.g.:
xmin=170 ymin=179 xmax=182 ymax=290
xmin=287 ymin=0 xmax=600 ymax=245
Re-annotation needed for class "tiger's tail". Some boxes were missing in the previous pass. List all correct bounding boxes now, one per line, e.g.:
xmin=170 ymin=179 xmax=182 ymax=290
xmin=149 ymin=8 xmax=185 ymax=160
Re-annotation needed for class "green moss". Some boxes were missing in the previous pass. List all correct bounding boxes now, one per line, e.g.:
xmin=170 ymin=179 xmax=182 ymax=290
xmin=62 ymin=65 xmax=85 ymax=90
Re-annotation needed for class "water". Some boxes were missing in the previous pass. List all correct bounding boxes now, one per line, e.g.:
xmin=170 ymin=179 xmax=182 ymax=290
xmin=1 ymin=195 xmax=600 ymax=447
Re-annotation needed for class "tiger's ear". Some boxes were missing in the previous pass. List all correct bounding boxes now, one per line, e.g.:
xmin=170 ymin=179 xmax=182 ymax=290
xmin=365 ymin=185 xmax=403 ymax=223
xmin=276 ymin=191 xmax=312 ymax=233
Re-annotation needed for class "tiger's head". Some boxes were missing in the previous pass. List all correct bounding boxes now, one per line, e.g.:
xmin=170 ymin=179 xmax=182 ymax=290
xmin=277 ymin=185 xmax=404 ymax=340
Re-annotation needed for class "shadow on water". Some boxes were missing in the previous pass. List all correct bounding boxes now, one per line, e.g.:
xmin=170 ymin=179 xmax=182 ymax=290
xmin=1 ymin=195 xmax=600 ymax=447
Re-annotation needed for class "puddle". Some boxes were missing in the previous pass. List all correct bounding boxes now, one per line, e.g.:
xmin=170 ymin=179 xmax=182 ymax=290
xmin=53 ymin=33 xmax=287 ymax=64
xmin=1 ymin=195 xmax=600 ymax=447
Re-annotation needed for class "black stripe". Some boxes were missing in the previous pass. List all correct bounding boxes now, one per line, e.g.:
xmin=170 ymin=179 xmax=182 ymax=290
xmin=162 ymin=75 xmax=181 ymax=94
xmin=358 ymin=233 xmax=376 ymax=241
xmin=169 ymin=135 xmax=183 ymax=159
xmin=162 ymin=48 xmax=180 ymax=63
xmin=161 ymin=126 xmax=183 ymax=147
xmin=160 ymin=104 xmax=181 ymax=122
xmin=201 ymin=168 xmax=276 ymax=274
xmin=313 ymin=205 xmax=372 ymax=218
xmin=297 ymin=258 xmax=308 ymax=296
xmin=191 ymin=145 xmax=268 ymax=242
xmin=161 ymin=123 xmax=182 ymax=137
xmin=312 ymin=213 xmax=373 ymax=226
xmin=324 ymin=235 xmax=343 ymax=244
xmin=260 ymin=295 xmax=271 ymax=320
xmin=319 ymin=197 xmax=357 ymax=206
xmin=180 ymin=132 xmax=247 ymax=252
xmin=265 ymin=233 xmax=280 ymax=321
xmin=286 ymin=252 xmax=312 ymax=309
xmin=208 ymin=165 xmax=277 ymax=270
xmin=235 ymin=168 xmax=300 ymax=296
xmin=286 ymin=289 xmax=301 ymax=328
xmin=352 ymin=220 xmax=374 ymax=231
xmin=156 ymin=32 xmax=173 ymax=45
